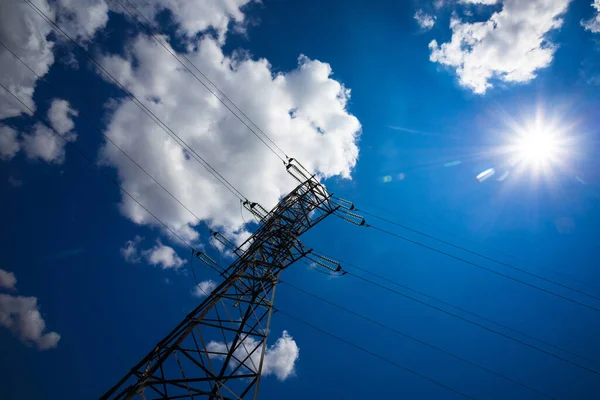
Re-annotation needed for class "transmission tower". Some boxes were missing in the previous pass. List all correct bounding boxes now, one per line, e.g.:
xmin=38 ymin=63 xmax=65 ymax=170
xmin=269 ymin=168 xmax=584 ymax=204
xmin=101 ymin=159 xmax=363 ymax=400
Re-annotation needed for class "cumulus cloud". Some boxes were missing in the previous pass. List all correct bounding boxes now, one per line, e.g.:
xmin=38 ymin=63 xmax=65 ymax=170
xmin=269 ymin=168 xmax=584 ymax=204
xmin=429 ymin=0 xmax=572 ymax=93
xmin=120 ymin=235 xmax=143 ymax=263
xmin=0 ymin=294 xmax=60 ymax=350
xmin=142 ymin=240 xmax=187 ymax=269
xmin=22 ymin=124 xmax=67 ymax=162
xmin=121 ymin=236 xmax=186 ymax=269
xmin=48 ymin=99 xmax=78 ymax=135
xmin=55 ymin=0 xmax=109 ymax=41
xmin=113 ymin=0 xmax=253 ymax=43
xmin=0 ymin=269 xmax=17 ymax=290
xmin=98 ymin=34 xmax=360 ymax=242
xmin=0 ymin=0 xmax=109 ymax=122
xmin=414 ymin=10 xmax=436 ymax=30
xmin=460 ymin=0 xmax=499 ymax=4
xmin=582 ymin=0 xmax=600 ymax=33
xmin=0 ymin=125 xmax=20 ymax=160
xmin=192 ymin=279 xmax=217 ymax=297
xmin=0 ymin=0 xmax=54 ymax=120
xmin=0 ymin=269 xmax=60 ymax=350
xmin=434 ymin=0 xmax=447 ymax=9
xmin=207 ymin=330 xmax=299 ymax=381
xmin=19 ymin=98 xmax=78 ymax=163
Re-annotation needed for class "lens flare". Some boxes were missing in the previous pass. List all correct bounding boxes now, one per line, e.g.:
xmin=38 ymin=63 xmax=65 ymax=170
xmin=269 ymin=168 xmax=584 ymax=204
xmin=501 ymin=109 xmax=576 ymax=181
xmin=514 ymin=128 xmax=560 ymax=168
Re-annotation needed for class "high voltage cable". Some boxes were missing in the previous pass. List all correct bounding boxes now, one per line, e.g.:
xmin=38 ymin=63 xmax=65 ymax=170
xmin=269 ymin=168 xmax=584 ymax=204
xmin=354 ymin=200 xmax=521 ymax=260
xmin=280 ymin=280 xmax=555 ymax=400
xmin=331 ymin=257 xmax=600 ymax=369
xmin=277 ymin=309 xmax=476 ymax=400
xmin=0 ymin=37 xmax=213 ymax=289
xmin=0 ymin=38 xmax=215 ymax=237
xmin=23 ymin=0 xmax=248 ymax=203
xmin=1 ymin=80 xmax=207 ymax=291
xmin=355 ymin=201 xmax=600 ymax=296
xmin=334 ymin=206 xmax=600 ymax=313
xmin=337 ymin=266 xmax=600 ymax=377
xmin=196 ymin=222 xmax=599 ymax=371
xmin=114 ymin=0 xmax=288 ymax=162
xmin=354 ymin=221 xmax=600 ymax=314
xmin=0 ymin=82 xmax=196 ymax=253
xmin=356 ymin=207 xmax=600 ymax=302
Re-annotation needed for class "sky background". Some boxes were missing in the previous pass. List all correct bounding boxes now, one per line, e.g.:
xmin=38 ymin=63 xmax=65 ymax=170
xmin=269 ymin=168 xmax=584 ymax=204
xmin=1 ymin=0 xmax=600 ymax=399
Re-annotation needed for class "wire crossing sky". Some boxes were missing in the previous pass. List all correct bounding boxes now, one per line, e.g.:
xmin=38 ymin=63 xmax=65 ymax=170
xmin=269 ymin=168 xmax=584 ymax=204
xmin=1 ymin=0 xmax=599 ymax=399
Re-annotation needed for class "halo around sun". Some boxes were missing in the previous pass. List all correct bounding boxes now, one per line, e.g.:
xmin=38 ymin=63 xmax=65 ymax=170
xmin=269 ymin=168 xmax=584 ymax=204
xmin=514 ymin=127 xmax=561 ymax=168
xmin=500 ymin=109 xmax=577 ymax=180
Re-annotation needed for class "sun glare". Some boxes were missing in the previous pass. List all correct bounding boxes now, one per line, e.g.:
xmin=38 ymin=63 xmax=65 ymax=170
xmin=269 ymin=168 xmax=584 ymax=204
xmin=503 ymin=111 xmax=575 ymax=179
xmin=515 ymin=129 xmax=560 ymax=166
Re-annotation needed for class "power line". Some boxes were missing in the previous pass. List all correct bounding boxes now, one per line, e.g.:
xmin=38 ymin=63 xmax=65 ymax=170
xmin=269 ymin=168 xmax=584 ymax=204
xmin=357 ymin=207 xmax=600 ymax=303
xmin=358 ymin=222 xmax=600 ymax=314
xmin=277 ymin=309 xmax=476 ymax=400
xmin=23 ymin=0 xmax=247 ymax=203
xmin=333 ymin=257 xmax=600 ymax=369
xmin=0 ymin=38 xmax=216 ymax=239
xmin=351 ymin=201 xmax=509 ymax=258
xmin=0 ymin=82 xmax=194 ymax=253
xmin=337 ymin=265 xmax=600 ymax=377
xmin=114 ymin=0 xmax=288 ymax=162
xmin=356 ymin=201 xmax=600 ymax=296
xmin=196 ymin=222 xmax=599 ymax=372
xmin=0 ymin=35 xmax=249 ymax=290
xmin=2 ymin=76 xmax=210 ymax=300
xmin=118 ymin=0 xmax=600 ymax=313
xmin=280 ymin=280 xmax=554 ymax=400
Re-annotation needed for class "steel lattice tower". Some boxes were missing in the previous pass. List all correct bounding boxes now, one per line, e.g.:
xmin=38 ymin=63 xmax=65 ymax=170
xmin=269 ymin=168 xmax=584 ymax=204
xmin=101 ymin=160 xmax=361 ymax=400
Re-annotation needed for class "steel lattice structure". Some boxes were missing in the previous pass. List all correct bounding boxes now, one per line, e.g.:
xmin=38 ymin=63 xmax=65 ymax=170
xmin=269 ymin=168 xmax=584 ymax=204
xmin=101 ymin=160 xmax=361 ymax=400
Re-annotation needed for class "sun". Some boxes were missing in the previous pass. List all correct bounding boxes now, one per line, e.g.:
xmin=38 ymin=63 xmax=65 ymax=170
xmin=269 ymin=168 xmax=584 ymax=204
xmin=503 ymin=112 xmax=575 ymax=178
xmin=514 ymin=128 xmax=560 ymax=168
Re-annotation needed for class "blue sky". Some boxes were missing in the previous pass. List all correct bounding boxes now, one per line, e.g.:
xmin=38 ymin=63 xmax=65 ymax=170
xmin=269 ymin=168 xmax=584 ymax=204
xmin=1 ymin=0 xmax=600 ymax=399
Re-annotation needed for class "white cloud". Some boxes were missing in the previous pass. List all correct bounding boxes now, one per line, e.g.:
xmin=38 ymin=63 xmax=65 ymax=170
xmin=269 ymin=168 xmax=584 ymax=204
xmin=0 ymin=0 xmax=109 ymax=122
xmin=434 ymin=0 xmax=447 ymax=9
xmin=0 ymin=125 xmax=20 ymax=160
xmin=0 ymin=0 xmax=54 ymax=120
xmin=98 ymin=34 xmax=360 ymax=242
xmin=121 ymin=236 xmax=186 ymax=269
xmin=0 ymin=0 xmax=250 ymax=122
xmin=0 ymin=294 xmax=60 ymax=350
xmin=429 ymin=0 xmax=572 ymax=94
xmin=55 ymin=0 xmax=109 ymax=41
xmin=207 ymin=330 xmax=299 ymax=381
xmin=142 ymin=240 xmax=187 ymax=269
xmin=48 ymin=99 xmax=78 ymax=135
xmin=22 ymin=124 xmax=66 ymax=162
xmin=460 ymin=0 xmax=499 ymax=4
xmin=21 ymin=124 xmax=72 ymax=163
xmin=414 ymin=10 xmax=436 ymax=30
xmin=20 ymin=98 xmax=78 ymax=163
xmin=192 ymin=279 xmax=217 ymax=297
xmin=582 ymin=0 xmax=600 ymax=33
xmin=0 ymin=269 xmax=17 ymax=290
xmin=0 ymin=269 xmax=60 ymax=350
xmin=115 ymin=0 xmax=253 ymax=43
xmin=120 ymin=235 xmax=143 ymax=263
